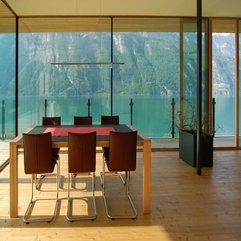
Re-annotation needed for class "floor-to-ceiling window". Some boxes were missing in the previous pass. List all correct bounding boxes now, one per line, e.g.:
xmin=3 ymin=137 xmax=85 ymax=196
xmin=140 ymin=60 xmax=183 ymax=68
xmin=18 ymin=17 xmax=111 ymax=130
xmin=14 ymin=16 xmax=241 ymax=149
xmin=18 ymin=17 xmax=181 ymax=141
xmin=212 ymin=19 xmax=237 ymax=147
xmin=113 ymin=17 xmax=180 ymax=138
xmin=0 ymin=0 xmax=16 ymax=169
xmin=179 ymin=18 xmax=209 ymax=135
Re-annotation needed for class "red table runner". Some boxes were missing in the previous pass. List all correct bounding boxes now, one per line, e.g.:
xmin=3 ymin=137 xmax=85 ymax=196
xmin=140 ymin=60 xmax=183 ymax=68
xmin=44 ymin=126 xmax=115 ymax=136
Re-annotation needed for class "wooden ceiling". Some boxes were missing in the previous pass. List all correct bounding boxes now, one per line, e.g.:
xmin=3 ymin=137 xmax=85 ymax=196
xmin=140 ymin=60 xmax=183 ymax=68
xmin=1 ymin=0 xmax=241 ymax=33
xmin=3 ymin=0 xmax=241 ymax=18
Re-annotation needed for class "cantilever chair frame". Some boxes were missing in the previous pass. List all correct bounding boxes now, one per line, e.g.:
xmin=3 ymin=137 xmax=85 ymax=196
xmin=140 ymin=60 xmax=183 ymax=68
xmin=67 ymin=132 xmax=97 ymax=221
xmin=72 ymin=115 xmax=93 ymax=188
xmin=22 ymin=132 xmax=60 ymax=224
xmin=100 ymin=115 xmax=124 ymax=182
xmin=102 ymin=131 xmax=138 ymax=220
xmin=35 ymin=116 xmax=61 ymax=190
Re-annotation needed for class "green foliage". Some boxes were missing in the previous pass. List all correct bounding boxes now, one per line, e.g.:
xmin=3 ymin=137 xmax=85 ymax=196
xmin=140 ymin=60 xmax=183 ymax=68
xmin=0 ymin=31 xmax=233 ymax=98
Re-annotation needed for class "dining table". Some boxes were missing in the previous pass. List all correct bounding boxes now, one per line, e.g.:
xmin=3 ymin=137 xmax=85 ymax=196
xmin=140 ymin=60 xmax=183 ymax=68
xmin=9 ymin=124 xmax=152 ymax=218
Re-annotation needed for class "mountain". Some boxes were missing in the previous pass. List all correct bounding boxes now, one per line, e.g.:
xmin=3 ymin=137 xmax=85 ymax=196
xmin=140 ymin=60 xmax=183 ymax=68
xmin=0 ymin=32 xmax=235 ymax=97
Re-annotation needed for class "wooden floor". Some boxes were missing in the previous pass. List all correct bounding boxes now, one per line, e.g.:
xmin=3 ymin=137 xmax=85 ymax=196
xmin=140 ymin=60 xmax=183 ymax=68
xmin=0 ymin=150 xmax=241 ymax=241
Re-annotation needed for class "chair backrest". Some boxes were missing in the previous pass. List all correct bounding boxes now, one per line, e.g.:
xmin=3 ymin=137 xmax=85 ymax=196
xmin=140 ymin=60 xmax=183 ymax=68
xmin=68 ymin=132 xmax=96 ymax=173
xmin=23 ymin=132 xmax=56 ymax=174
xmin=42 ymin=116 xmax=61 ymax=126
xmin=108 ymin=131 xmax=137 ymax=172
xmin=74 ymin=116 xmax=92 ymax=125
xmin=101 ymin=115 xmax=119 ymax=125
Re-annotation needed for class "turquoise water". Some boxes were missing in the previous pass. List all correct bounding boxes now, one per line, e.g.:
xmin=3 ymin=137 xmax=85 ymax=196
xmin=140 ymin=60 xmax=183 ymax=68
xmin=0 ymin=95 xmax=235 ymax=139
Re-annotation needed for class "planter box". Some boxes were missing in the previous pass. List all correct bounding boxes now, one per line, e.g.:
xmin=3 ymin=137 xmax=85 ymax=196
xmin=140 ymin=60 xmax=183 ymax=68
xmin=179 ymin=130 xmax=213 ymax=167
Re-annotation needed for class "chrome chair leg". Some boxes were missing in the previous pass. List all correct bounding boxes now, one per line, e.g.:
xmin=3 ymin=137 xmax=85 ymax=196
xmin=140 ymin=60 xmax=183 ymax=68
xmin=102 ymin=159 xmax=137 ymax=220
xmin=66 ymin=172 xmax=97 ymax=222
xmin=35 ymin=157 xmax=63 ymax=190
xmin=71 ymin=173 xmax=77 ymax=188
xmin=100 ymin=158 xmax=126 ymax=186
xmin=23 ymin=161 xmax=60 ymax=224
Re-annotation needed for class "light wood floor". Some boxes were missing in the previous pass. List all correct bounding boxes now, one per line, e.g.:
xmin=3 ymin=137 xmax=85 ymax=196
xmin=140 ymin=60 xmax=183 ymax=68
xmin=0 ymin=150 xmax=241 ymax=241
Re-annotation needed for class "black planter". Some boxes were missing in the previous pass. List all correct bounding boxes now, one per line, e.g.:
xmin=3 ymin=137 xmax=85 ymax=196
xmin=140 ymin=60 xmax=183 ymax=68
xmin=179 ymin=130 xmax=213 ymax=167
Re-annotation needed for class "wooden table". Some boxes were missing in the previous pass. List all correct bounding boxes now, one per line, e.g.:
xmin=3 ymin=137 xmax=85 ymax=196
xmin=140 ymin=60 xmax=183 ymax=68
xmin=9 ymin=124 xmax=152 ymax=218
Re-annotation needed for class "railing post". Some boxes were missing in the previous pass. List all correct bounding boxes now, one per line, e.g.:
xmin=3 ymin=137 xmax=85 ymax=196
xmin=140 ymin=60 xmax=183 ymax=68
xmin=171 ymin=98 xmax=175 ymax=138
xmin=87 ymin=98 xmax=91 ymax=117
xmin=130 ymin=98 xmax=134 ymax=125
xmin=44 ymin=99 xmax=48 ymax=117
xmin=212 ymin=97 xmax=216 ymax=136
xmin=2 ymin=100 xmax=5 ymax=140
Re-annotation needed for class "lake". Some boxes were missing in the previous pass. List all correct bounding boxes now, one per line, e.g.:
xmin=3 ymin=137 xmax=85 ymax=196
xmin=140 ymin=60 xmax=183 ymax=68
xmin=0 ymin=95 xmax=236 ymax=139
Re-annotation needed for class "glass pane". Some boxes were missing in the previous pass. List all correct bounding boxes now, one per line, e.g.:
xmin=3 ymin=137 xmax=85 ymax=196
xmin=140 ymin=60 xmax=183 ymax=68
xmin=113 ymin=17 xmax=180 ymax=142
xmin=18 ymin=17 xmax=111 ymax=131
xmin=180 ymin=20 xmax=198 ymax=133
xmin=0 ymin=1 xmax=16 ymax=168
xmin=179 ymin=19 xmax=209 ymax=135
xmin=212 ymin=19 xmax=236 ymax=147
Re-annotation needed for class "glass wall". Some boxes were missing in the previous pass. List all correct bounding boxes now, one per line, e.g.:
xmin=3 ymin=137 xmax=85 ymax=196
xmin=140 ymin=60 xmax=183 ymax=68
xmin=0 ymin=1 xmax=16 ymax=168
xmin=18 ymin=17 xmax=111 ymax=130
xmin=212 ymin=19 xmax=236 ymax=147
xmin=18 ymin=17 xmax=182 ymax=139
xmin=113 ymin=18 xmax=180 ymax=138
xmin=179 ymin=19 xmax=209 ymax=135
xmin=15 ymin=16 xmax=241 ymax=148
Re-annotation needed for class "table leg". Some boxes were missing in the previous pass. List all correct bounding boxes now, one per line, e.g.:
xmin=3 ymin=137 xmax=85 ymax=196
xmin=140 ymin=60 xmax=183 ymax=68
xmin=143 ymin=139 xmax=151 ymax=214
xmin=10 ymin=142 xmax=18 ymax=218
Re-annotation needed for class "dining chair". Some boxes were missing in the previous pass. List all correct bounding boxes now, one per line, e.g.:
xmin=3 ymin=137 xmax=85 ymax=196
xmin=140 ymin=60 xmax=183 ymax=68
xmin=101 ymin=115 xmax=119 ymax=125
xmin=42 ymin=116 xmax=61 ymax=160
xmin=22 ymin=132 xmax=60 ymax=223
xmin=101 ymin=115 xmax=119 ymax=160
xmin=73 ymin=116 xmax=92 ymax=125
xmin=35 ymin=116 xmax=61 ymax=190
xmin=42 ymin=116 xmax=61 ymax=126
xmin=102 ymin=131 xmax=138 ymax=219
xmin=67 ymin=131 xmax=97 ymax=221
xmin=72 ymin=116 xmax=93 ymax=187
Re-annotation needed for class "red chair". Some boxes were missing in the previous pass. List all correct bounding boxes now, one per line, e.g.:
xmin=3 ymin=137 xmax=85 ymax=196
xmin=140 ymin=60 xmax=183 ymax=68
xmin=72 ymin=116 xmax=93 ymax=187
xmin=42 ymin=116 xmax=61 ymax=126
xmin=35 ymin=116 xmax=61 ymax=190
xmin=102 ymin=131 xmax=138 ymax=219
xmin=22 ymin=132 xmax=60 ymax=223
xmin=101 ymin=115 xmax=119 ymax=159
xmin=101 ymin=115 xmax=119 ymax=125
xmin=67 ymin=132 xmax=97 ymax=221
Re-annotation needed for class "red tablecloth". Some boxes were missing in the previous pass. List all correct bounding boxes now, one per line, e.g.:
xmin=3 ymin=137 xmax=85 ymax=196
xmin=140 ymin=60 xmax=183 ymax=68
xmin=44 ymin=126 xmax=115 ymax=136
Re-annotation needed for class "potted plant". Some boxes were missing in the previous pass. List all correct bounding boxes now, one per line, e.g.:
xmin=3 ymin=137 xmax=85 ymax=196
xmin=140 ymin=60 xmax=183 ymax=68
xmin=177 ymin=99 xmax=213 ymax=167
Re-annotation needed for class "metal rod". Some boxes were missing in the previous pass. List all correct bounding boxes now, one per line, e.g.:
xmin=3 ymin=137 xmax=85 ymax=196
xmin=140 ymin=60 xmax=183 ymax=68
xmin=171 ymin=98 xmax=175 ymax=138
xmin=212 ymin=97 xmax=216 ymax=136
xmin=110 ymin=17 xmax=113 ymax=115
xmin=87 ymin=98 xmax=91 ymax=117
xmin=15 ymin=17 xmax=19 ymax=136
xmin=50 ymin=62 xmax=124 ymax=65
xmin=196 ymin=0 xmax=202 ymax=176
xmin=2 ymin=100 xmax=5 ymax=140
xmin=130 ymin=98 xmax=134 ymax=125
xmin=44 ymin=99 xmax=48 ymax=117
